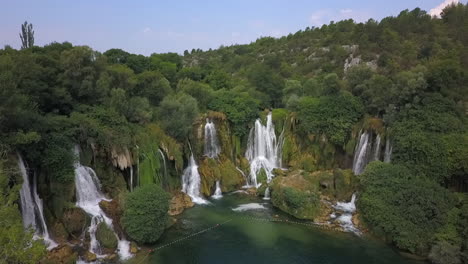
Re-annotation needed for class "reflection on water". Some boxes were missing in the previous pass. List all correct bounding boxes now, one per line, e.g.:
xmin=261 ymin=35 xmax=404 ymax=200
xmin=133 ymin=193 xmax=422 ymax=264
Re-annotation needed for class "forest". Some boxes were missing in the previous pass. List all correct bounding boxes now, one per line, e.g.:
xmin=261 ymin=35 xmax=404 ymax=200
xmin=0 ymin=3 xmax=467 ymax=264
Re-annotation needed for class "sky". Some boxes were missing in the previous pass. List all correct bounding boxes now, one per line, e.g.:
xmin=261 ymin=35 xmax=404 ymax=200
xmin=0 ymin=0 xmax=464 ymax=55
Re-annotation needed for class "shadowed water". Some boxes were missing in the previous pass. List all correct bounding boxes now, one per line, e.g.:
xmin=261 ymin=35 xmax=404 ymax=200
xmin=136 ymin=193 xmax=422 ymax=264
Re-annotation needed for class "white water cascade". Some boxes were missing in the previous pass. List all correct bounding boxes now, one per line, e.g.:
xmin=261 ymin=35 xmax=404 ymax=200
xmin=181 ymin=154 xmax=207 ymax=204
xmin=158 ymin=149 xmax=168 ymax=180
xmin=73 ymin=147 xmax=132 ymax=260
xmin=384 ymin=137 xmax=393 ymax=163
xmin=333 ymin=193 xmax=360 ymax=235
xmin=352 ymin=131 xmax=389 ymax=175
xmin=204 ymin=119 xmax=221 ymax=159
xmin=18 ymin=154 xmax=57 ymax=249
xmin=245 ymin=112 xmax=283 ymax=188
xmin=211 ymin=181 xmax=223 ymax=199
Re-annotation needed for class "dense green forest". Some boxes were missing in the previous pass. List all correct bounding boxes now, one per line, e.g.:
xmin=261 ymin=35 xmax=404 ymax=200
xmin=1 ymin=3 xmax=468 ymax=264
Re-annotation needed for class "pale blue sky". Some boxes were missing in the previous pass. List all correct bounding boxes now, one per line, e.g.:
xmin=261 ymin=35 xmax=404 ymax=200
xmin=0 ymin=0 xmax=463 ymax=55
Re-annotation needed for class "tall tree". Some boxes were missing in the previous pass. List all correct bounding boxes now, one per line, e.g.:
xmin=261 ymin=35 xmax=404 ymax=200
xmin=19 ymin=21 xmax=34 ymax=49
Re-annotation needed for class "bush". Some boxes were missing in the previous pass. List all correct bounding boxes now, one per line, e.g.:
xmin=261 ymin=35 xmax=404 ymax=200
xmin=297 ymin=92 xmax=364 ymax=146
xmin=121 ymin=184 xmax=170 ymax=244
xmin=358 ymin=162 xmax=456 ymax=255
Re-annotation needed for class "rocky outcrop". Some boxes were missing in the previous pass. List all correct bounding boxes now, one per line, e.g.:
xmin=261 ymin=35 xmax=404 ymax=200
xmin=96 ymin=222 xmax=118 ymax=253
xmin=271 ymin=170 xmax=322 ymax=220
xmin=44 ymin=244 xmax=78 ymax=264
xmin=99 ymin=199 xmax=124 ymax=237
xmin=168 ymin=191 xmax=194 ymax=216
xmin=62 ymin=207 xmax=89 ymax=239
xmin=198 ymin=156 xmax=245 ymax=196
xmin=271 ymin=169 xmax=355 ymax=220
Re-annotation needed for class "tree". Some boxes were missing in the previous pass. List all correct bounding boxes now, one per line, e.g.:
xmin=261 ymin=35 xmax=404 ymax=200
xmin=159 ymin=93 xmax=199 ymax=140
xmin=121 ymin=184 xmax=170 ymax=244
xmin=19 ymin=21 xmax=34 ymax=49
xmin=358 ymin=162 xmax=456 ymax=255
xmin=298 ymin=92 xmax=364 ymax=145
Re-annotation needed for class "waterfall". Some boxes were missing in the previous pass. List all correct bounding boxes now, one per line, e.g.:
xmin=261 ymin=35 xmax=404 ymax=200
xmin=158 ymin=149 xmax=168 ymax=181
xmin=18 ymin=154 xmax=57 ymax=249
xmin=181 ymin=154 xmax=207 ymax=204
xmin=263 ymin=187 xmax=270 ymax=200
xmin=211 ymin=181 xmax=222 ymax=199
xmin=73 ymin=147 xmax=131 ymax=260
xmin=245 ymin=112 xmax=283 ymax=187
xmin=204 ymin=119 xmax=221 ymax=159
xmin=384 ymin=137 xmax=393 ymax=163
xmin=352 ymin=132 xmax=370 ymax=175
xmin=334 ymin=193 xmax=360 ymax=235
xmin=129 ymin=166 xmax=133 ymax=192
xmin=372 ymin=134 xmax=381 ymax=161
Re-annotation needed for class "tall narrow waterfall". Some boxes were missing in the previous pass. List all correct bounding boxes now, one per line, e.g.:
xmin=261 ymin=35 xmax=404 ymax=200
xmin=384 ymin=137 xmax=393 ymax=163
xmin=352 ymin=132 xmax=370 ymax=175
xmin=211 ymin=181 xmax=222 ymax=199
xmin=18 ymin=154 xmax=57 ymax=249
xmin=352 ymin=130 xmax=393 ymax=175
xmin=181 ymin=154 xmax=207 ymax=204
xmin=204 ymin=119 xmax=220 ymax=158
xmin=73 ymin=147 xmax=131 ymax=260
xmin=245 ymin=112 xmax=283 ymax=188
xmin=158 ymin=149 xmax=168 ymax=181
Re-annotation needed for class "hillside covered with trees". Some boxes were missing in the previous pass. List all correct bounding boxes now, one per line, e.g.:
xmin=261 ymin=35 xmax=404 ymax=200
xmin=0 ymin=3 xmax=467 ymax=264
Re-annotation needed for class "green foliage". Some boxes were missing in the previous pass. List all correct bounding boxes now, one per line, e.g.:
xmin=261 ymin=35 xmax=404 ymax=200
xmin=208 ymin=89 xmax=259 ymax=136
xmin=177 ymin=79 xmax=214 ymax=111
xmin=159 ymin=93 xmax=199 ymax=140
xmin=297 ymin=92 xmax=364 ymax=145
xmin=358 ymin=162 xmax=456 ymax=254
xmin=121 ymin=184 xmax=170 ymax=244
xmin=0 ymin=159 xmax=46 ymax=264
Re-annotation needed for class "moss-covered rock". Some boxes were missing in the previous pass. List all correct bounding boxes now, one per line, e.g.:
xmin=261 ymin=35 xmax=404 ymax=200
xmin=271 ymin=169 xmax=356 ymax=220
xmin=62 ymin=207 xmax=89 ymax=238
xmin=96 ymin=222 xmax=118 ymax=252
xmin=198 ymin=156 xmax=244 ymax=196
xmin=271 ymin=170 xmax=322 ymax=220
xmin=168 ymin=191 xmax=194 ymax=216
xmin=49 ymin=222 xmax=69 ymax=244
xmin=44 ymin=244 xmax=78 ymax=264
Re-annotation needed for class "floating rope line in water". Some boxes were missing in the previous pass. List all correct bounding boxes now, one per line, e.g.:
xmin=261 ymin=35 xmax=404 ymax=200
xmin=136 ymin=215 xmax=359 ymax=263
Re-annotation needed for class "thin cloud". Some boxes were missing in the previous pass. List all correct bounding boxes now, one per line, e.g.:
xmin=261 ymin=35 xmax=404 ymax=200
xmin=142 ymin=27 xmax=152 ymax=34
xmin=429 ymin=0 xmax=459 ymax=17
xmin=340 ymin=9 xmax=353 ymax=14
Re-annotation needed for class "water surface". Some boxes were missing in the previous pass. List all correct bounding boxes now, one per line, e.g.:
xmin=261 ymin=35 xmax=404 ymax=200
xmin=138 ymin=193 xmax=422 ymax=264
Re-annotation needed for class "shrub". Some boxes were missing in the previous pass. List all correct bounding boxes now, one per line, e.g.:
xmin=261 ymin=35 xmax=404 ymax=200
xmin=358 ymin=162 xmax=456 ymax=255
xmin=121 ymin=184 xmax=170 ymax=244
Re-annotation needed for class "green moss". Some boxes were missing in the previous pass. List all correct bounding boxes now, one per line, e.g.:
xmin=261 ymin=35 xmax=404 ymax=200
xmin=96 ymin=222 xmax=118 ymax=250
xmin=272 ymin=108 xmax=289 ymax=135
xmin=199 ymin=157 xmax=244 ymax=195
xmin=271 ymin=186 xmax=321 ymax=220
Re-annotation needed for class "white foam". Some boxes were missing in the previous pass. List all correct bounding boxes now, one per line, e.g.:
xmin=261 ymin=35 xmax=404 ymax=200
xmin=232 ymin=203 xmax=267 ymax=212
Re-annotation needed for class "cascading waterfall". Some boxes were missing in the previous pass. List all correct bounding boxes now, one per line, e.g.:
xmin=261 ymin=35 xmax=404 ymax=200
xmin=73 ymin=147 xmax=131 ymax=260
xmin=129 ymin=166 xmax=134 ymax=192
xmin=263 ymin=187 xmax=270 ymax=200
xmin=204 ymin=119 xmax=221 ymax=159
xmin=211 ymin=181 xmax=222 ymax=199
xmin=181 ymin=154 xmax=207 ymax=204
xmin=158 ymin=149 xmax=168 ymax=181
xmin=18 ymin=154 xmax=57 ymax=249
xmin=352 ymin=131 xmax=390 ymax=175
xmin=384 ymin=137 xmax=393 ymax=163
xmin=245 ymin=112 xmax=283 ymax=188
xmin=333 ymin=193 xmax=360 ymax=235
xmin=352 ymin=132 xmax=370 ymax=175
xmin=372 ymin=134 xmax=381 ymax=161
